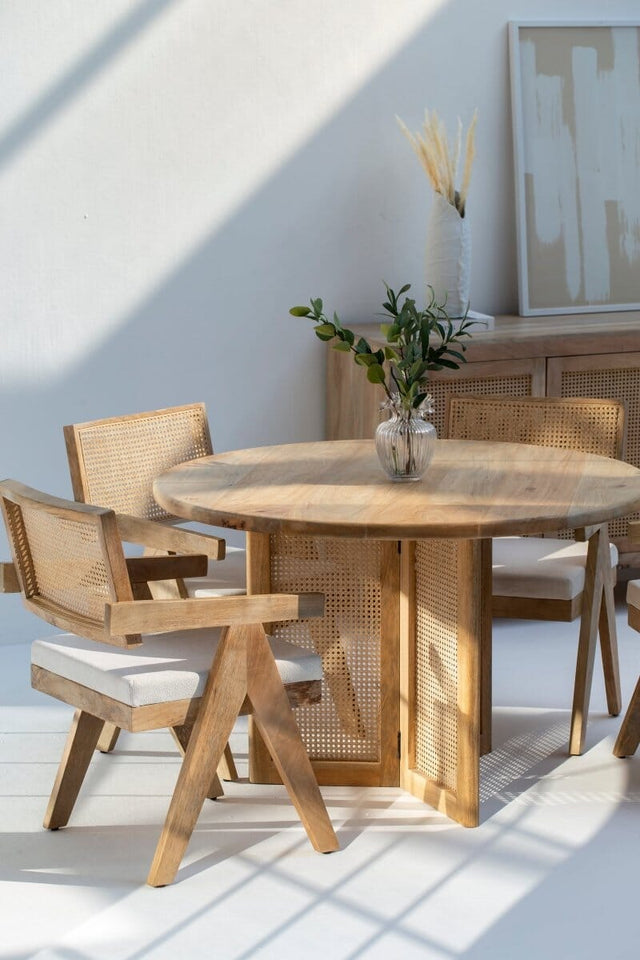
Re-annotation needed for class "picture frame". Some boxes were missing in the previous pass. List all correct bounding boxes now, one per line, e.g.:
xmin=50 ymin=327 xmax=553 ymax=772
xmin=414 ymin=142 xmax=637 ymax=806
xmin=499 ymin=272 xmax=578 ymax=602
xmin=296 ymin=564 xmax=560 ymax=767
xmin=509 ymin=21 xmax=640 ymax=315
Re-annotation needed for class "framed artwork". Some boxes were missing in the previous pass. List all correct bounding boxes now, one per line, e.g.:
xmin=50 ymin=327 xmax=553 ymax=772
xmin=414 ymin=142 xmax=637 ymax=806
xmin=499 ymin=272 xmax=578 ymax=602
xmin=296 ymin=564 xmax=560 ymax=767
xmin=509 ymin=21 xmax=640 ymax=315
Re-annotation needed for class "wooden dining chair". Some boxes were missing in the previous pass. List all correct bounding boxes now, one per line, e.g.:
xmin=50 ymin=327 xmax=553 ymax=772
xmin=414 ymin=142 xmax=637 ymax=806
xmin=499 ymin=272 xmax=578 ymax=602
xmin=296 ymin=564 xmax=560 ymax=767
xmin=64 ymin=403 xmax=245 ymax=764
xmin=613 ymin=534 xmax=640 ymax=758
xmin=446 ymin=394 xmax=625 ymax=755
xmin=0 ymin=479 xmax=338 ymax=886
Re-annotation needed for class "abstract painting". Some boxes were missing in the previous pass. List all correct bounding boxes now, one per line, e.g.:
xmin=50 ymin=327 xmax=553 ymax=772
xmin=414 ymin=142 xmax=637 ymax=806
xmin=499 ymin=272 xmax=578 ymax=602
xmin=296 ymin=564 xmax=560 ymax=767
xmin=509 ymin=22 xmax=640 ymax=315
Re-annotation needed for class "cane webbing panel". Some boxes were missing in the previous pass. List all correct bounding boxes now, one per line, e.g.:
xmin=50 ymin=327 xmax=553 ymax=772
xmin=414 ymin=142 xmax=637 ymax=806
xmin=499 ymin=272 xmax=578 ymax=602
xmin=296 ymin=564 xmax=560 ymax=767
xmin=73 ymin=406 xmax=212 ymax=522
xmin=414 ymin=539 xmax=459 ymax=791
xmin=269 ymin=535 xmax=382 ymax=762
xmin=8 ymin=502 xmax=110 ymax=621
xmin=431 ymin=374 xmax=535 ymax=438
xmin=558 ymin=367 xmax=640 ymax=539
xmin=448 ymin=395 xmax=623 ymax=540
xmin=447 ymin=395 xmax=622 ymax=456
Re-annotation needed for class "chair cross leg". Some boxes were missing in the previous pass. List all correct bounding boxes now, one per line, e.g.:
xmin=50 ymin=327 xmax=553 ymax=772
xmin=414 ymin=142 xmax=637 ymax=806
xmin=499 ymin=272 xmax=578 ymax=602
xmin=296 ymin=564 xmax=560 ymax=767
xmin=147 ymin=626 xmax=248 ymax=887
xmin=44 ymin=709 xmax=105 ymax=830
xmin=614 ymin=676 xmax=640 ymax=757
xmin=97 ymin=722 xmax=120 ymax=753
xmin=170 ymin=725 xmax=224 ymax=799
xmin=246 ymin=629 xmax=339 ymax=855
xmin=598 ymin=556 xmax=622 ymax=717
xmin=569 ymin=526 xmax=611 ymax=755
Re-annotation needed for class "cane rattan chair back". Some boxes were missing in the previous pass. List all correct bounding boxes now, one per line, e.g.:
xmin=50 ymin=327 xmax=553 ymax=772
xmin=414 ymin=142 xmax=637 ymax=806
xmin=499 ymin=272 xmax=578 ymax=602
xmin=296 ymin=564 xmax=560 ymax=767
xmin=0 ymin=479 xmax=338 ymax=885
xmin=447 ymin=395 xmax=624 ymax=462
xmin=64 ymin=403 xmax=213 ymax=523
xmin=446 ymin=394 xmax=625 ymax=756
xmin=1 ymin=479 xmax=137 ymax=647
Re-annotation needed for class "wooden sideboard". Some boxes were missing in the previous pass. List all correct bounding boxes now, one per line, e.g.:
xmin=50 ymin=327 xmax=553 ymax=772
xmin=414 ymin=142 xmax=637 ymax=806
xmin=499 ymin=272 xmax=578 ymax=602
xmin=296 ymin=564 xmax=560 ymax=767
xmin=326 ymin=311 xmax=640 ymax=567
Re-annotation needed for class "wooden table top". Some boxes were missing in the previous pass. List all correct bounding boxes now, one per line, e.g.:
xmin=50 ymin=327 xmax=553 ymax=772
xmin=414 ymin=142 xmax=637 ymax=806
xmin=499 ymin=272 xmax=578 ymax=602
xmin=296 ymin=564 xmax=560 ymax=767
xmin=153 ymin=439 xmax=640 ymax=540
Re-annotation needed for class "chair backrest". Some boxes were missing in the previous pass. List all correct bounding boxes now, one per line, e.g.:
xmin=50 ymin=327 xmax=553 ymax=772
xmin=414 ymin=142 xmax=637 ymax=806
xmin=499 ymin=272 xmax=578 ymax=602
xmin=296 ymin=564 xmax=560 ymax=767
xmin=446 ymin=395 xmax=625 ymax=459
xmin=64 ymin=403 xmax=213 ymax=522
xmin=0 ymin=480 xmax=139 ymax=647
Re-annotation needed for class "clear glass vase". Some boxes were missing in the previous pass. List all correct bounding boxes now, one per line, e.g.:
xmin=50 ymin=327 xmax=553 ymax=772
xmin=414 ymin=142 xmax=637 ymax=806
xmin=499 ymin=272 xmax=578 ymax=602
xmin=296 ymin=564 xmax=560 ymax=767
xmin=375 ymin=396 xmax=437 ymax=482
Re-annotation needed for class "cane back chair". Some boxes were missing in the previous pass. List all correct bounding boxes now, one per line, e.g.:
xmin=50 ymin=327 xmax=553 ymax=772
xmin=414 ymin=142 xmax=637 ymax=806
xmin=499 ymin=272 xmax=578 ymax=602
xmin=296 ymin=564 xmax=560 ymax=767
xmin=446 ymin=394 xmax=625 ymax=755
xmin=64 ymin=403 xmax=245 ymax=764
xmin=0 ymin=479 xmax=338 ymax=886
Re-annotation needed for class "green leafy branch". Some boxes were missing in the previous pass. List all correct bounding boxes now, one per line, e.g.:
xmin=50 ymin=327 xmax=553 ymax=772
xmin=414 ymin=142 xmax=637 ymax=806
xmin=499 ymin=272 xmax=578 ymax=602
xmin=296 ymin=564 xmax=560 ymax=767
xmin=290 ymin=282 xmax=475 ymax=412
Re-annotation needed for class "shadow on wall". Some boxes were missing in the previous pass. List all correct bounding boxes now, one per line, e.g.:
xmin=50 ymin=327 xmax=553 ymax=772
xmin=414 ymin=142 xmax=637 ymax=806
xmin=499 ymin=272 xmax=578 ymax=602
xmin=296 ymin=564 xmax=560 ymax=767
xmin=0 ymin=0 xmax=516 ymax=499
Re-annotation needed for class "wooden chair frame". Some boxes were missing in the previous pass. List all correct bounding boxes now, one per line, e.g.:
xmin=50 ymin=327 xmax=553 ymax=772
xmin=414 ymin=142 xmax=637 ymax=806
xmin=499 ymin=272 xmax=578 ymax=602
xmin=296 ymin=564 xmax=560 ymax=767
xmin=446 ymin=394 xmax=625 ymax=755
xmin=63 ymin=403 xmax=239 ymax=770
xmin=0 ymin=480 xmax=338 ymax=886
xmin=614 ymin=522 xmax=640 ymax=759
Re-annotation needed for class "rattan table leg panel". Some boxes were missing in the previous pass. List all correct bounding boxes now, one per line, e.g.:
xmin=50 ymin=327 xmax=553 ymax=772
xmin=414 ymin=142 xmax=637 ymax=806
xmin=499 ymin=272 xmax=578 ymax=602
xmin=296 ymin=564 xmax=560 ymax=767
xmin=400 ymin=539 xmax=484 ymax=827
xmin=246 ymin=532 xmax=400 ymax=787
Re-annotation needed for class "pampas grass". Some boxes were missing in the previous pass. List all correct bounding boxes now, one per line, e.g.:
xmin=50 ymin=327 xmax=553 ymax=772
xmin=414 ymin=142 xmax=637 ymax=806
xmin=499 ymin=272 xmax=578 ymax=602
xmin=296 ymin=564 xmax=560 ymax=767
xmin=397 ymin=108 xmax=477 ymax=217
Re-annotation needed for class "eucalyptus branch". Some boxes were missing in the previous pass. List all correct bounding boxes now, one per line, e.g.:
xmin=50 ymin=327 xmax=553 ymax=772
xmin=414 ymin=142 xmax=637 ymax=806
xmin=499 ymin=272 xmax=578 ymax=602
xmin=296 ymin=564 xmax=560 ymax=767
xmin=290 ymin=282 xmax=476 ymax=414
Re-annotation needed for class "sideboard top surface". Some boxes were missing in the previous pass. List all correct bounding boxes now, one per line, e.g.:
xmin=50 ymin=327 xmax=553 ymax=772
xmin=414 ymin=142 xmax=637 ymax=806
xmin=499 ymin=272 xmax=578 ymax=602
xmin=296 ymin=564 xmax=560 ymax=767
xmin=348 ymin=312 xmax=640 ymax=363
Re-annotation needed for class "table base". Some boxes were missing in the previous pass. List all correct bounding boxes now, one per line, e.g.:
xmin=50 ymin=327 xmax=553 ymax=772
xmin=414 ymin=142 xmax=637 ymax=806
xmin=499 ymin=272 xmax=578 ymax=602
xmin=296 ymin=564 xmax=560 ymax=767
xmin=246 ymin=532 xmax=491 ymax=828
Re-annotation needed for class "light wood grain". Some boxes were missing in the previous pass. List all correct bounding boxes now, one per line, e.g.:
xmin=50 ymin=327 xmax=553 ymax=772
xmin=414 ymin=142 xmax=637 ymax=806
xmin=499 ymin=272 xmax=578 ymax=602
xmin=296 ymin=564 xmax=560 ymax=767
xmin=125 ymin=554 xmax=208 ymax=583
xmin=154 ymin=439 xmax=640 ymax=828
xmin=44 ymin=710 xmax=105 ymax=830
xmin=330 ymin=312 xmax=640 ymax=367
xmin=455 ymin=540 xmax=482 ymax=827
xmin=170 ymin=723 xmax=224 ymax=800
xmin=115 ymin=514 xmax=225 ymax=559
xmin=326 ymin=315 xmax=640 ymax=564
xmin=147 ymin=623 xmax=338 ymax=886
xmin=3 ymin=478 xmax=333 ymax=885
xmin=0 ymin=560 xmax=20 ymax=593
xmin=379 ymin=541 xmax=401 ymax=785
xmin=154 ymin=440 xmax=640 ymax=541
xmin=97 ymin=723 xmax=120 ymax=753
xmin=569 ymin=526 xmax=608 ymax=755
xmin=106 ymin=592 xmax=324 ymax=636
xmin=246 ymin=624 xmax=339 ymax=854
xmin=614 ymin=676 xmax=640 ymax=758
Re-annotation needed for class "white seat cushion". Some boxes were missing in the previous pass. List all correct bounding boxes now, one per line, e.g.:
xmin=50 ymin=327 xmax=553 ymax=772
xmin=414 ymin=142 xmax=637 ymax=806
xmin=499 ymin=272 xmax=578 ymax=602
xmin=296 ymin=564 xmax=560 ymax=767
xmin=627 ymin=579 xmax=640 ymax=611
xmin=492 ymin=536 xmax=618 ymax=601
xmin=185 ymin=545 xmax=247 ymax=598
xmin=32 ymin=629 xmax=322 ymax=707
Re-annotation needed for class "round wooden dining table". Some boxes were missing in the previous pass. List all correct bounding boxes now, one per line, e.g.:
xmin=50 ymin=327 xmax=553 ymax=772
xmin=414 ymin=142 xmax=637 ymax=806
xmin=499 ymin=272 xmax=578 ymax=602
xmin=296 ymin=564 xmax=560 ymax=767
xmin=154 ymin=438 xmax=640 ymax=827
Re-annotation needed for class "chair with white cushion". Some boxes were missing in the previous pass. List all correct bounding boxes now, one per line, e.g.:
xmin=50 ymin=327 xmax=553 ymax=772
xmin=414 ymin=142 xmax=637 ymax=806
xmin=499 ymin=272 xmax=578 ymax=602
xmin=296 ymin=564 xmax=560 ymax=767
xmin=64 ymin=403 xmax=245 ymax=764
xmin=0 ymin=479 xmax=338 ymax=886
xmin=447 ymin=394 xmax=625 ymax=755
xmin=613 ymin=558 xmax=640 ymax=758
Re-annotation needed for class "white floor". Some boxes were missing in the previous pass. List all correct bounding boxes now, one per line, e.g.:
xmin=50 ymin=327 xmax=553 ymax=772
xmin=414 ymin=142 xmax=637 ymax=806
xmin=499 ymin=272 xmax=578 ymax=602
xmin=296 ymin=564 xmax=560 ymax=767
xmin=2 ymin=588 xmax=640 ymax=960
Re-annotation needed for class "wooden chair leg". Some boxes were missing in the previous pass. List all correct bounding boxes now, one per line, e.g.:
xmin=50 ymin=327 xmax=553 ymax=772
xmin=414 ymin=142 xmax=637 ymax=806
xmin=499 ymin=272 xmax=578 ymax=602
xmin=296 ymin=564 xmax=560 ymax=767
xmin=569 ymin=528 xmax=606 ymax=756
xmin=147 ymin=627 xmax=248 ymax=887
xmin=614 ymin=676 xmax=640 ymax=757
xmin=247 ymin=627 xmax=338 ymax=855
xmin=170 ymin=725 xmax=224 ymax=799
xmin=97 ymin=722 xmax=120 ymax=753
xmin=218 ymin=743 xmax=238 ymax=781
xmin=44 ymin=710 xmax=104 ymax=830
xmin=598 ymin=555 xmax=622 ymax=717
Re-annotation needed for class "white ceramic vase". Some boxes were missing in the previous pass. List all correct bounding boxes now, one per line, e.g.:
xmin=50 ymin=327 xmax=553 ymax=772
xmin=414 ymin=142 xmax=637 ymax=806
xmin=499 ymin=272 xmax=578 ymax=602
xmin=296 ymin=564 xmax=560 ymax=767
xmin=424 ymin=193 xmax=471 ymax=319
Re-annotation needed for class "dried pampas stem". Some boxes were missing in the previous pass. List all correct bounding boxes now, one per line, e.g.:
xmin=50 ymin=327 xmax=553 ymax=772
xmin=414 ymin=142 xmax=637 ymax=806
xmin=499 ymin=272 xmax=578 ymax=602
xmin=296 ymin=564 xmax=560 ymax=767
xmin=397 ymin=108 xmax=478 ymax=217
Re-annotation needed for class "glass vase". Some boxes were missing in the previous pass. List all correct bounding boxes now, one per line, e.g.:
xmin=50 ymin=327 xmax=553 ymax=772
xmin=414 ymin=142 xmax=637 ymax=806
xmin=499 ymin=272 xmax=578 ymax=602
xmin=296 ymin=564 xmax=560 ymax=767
xmin=375 ymin=399 xmax=437 ymax=482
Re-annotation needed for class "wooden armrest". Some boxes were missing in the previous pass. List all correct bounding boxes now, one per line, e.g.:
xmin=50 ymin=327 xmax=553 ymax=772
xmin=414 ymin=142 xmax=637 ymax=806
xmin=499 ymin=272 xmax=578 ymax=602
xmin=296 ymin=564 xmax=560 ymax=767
xmin=0 ymin=561 xmax=20 ymax=593
xmin=125 ymin=554 xmax=208 ymax=583
xmin=115 ymin=514 xmax=225 ymax=560
xmin=105 ymin=592 xmax=325 ymax=636
xmin=628 ymin=521 xmax=640 ymax=544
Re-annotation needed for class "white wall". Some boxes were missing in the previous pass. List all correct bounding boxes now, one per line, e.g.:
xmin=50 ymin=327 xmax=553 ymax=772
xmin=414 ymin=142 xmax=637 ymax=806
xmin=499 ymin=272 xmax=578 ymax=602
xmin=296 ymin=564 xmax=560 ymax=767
xmin=1 ymin=0 xmax=639 ymax=635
